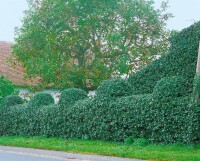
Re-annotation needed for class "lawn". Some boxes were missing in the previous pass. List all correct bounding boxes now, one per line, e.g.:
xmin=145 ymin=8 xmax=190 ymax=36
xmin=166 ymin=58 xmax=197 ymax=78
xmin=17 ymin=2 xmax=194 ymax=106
xmin=0 ymin=136 xmax=199 ymax=161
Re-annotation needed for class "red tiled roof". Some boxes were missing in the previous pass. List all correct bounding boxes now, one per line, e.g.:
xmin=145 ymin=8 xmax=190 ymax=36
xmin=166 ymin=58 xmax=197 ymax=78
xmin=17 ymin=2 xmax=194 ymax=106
xmin=0 ymin=41 xmax=39 ymax=86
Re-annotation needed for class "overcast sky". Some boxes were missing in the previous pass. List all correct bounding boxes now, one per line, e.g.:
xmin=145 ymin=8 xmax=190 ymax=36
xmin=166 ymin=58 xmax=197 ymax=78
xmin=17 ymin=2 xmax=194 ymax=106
xmin=0 ymin=0 xmax=200 ymax=42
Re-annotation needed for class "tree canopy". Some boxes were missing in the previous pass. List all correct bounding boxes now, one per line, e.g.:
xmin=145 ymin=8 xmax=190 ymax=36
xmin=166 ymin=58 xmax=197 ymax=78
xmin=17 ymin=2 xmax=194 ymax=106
xmin=13 ymin=0 xmax=172 ymax=90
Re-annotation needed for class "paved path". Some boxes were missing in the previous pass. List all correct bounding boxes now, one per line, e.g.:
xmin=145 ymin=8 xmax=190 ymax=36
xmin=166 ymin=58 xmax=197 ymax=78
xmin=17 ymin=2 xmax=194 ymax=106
xmin=0 ymin=146 xmax=147 ymax=161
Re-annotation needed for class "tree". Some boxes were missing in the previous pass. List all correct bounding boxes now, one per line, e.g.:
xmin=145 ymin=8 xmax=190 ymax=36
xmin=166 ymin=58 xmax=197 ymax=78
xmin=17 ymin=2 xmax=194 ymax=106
xmin=12 ymin=0 xmax=172 ymax=90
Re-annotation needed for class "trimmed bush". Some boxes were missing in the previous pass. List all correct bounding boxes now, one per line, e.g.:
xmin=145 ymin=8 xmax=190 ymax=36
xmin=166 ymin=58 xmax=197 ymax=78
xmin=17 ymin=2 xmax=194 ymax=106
xmin=1 ymin=95 xmax=24 ymax=108
xmin=96 ymin=78 xmax=132 ymax=97
xmin=25 ymin=104 xmax=64 ymax=137
xmin=153 ymin=76 xmax=189 ymax=101
xmin=0 ymin=93 xmax=199 ymax=144
xmin=149 ymin=97 xmax=200 ymax=143
xmin=66 ymin=95 xmax=152 ymax=141
xmin=38 ymin=105 xmax=66 ymax=137
xmin=0 ymin=75 xmax=17 ymax=102
xmin=62 ymin=94 xmax=200 ymax=143
xmin=128 ymin=22 xmax=200 ymax=95
xmin=28 ymin=92 xmax=54 ymax=108
xmin=0 ymin=104 xmax=27 ymax=136
xmin=58 ymin=88 xmax=88 ymax=107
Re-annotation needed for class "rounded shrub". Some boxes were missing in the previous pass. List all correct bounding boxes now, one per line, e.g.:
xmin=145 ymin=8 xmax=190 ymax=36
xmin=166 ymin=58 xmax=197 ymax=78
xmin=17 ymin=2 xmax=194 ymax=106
xmin=28 ymin=92 xmax=54 ymax=108
xmin=1 ymin=95 xmax=24 ymax=108
xmin=96 ymin=78 xmax=132 ymax=97
xmin=58 ymin=88 xmax=88 ymax=107
xmin=153 ymin=76 xmax=189 ymax=100
xmin=0 ymin=76 xmax=17 ymax=102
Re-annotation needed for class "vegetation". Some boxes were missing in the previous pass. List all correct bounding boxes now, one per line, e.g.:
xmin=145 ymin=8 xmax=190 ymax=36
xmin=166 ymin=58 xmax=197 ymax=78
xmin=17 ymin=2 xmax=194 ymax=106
xmin=0 ymin=136 xmax=199 ymax=161
xmin=0 ymin=76 xmax=17 ymax=102
xmin=0 ymin=85 xmax=199 ymax=144
xmin=128 ymin=22 xmax=200 ymax=95
xmin=58 ymin=88 xmax=88 ymax=107
xmin=0 ymin=22 xmax=200 ymax=145
xmin=0 ymin=95 xmax=24 ymax=108
xmin=0 ymin=10 xmax=200 ymax=161
xmin=12 ymin=0 xmax=172 ymax=90
xmin=96 ymin=78 xmax=132 ymax=98
xmin=152 ymin=76 xmax=189 ymax=101
xmin=65 ymin=91 xmax=200 ymax=143
xmin=28 ymin=92 xmax=54 ymax=108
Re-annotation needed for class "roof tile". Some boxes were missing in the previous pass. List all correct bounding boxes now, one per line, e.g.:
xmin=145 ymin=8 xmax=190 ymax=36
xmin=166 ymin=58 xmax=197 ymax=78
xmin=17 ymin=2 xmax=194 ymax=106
xmin=0 ymin=41 xmax=39 ymax=86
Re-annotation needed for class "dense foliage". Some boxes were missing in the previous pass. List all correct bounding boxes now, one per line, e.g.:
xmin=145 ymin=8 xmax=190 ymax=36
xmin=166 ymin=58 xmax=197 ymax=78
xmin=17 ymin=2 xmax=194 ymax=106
xmin=0 ymin=76 xmax=17 ymax=102
xmin=0 ymin=77 xmax=200 ymax=144
xmin=28 ymin=92 xmax=54 ymax=108
xmin=152 ymin=76 xmax=189 ymax=101
xmin=0 ymin=95 xmax=23 ymax=108
xmin=0 ymin=93 xmax=199 ymax=143
xmin=64 ymin=93 xmax=200 ymax=143
xmin=13 ymin=0 xmax=171 ymax=89
xmin=0 ymin=22 xmax=200 ymax=144
xmin=128 ymin=22 xmax=200 ymax=95
xmin=58 ymin=88 xmax=88 ymax=107
xmin=96 ymin=78 xmax=132 ymax=98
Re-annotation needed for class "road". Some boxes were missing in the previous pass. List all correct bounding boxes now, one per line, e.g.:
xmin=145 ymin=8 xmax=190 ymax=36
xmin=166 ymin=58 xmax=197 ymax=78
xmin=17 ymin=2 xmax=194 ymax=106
xmin=0 ymin=146 xmax=146 ymax=161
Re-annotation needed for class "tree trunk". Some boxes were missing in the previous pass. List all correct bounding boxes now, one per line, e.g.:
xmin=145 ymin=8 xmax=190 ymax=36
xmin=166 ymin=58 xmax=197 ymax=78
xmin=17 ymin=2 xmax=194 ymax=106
xmin=195 ymin=41 xmax=200 ymax=102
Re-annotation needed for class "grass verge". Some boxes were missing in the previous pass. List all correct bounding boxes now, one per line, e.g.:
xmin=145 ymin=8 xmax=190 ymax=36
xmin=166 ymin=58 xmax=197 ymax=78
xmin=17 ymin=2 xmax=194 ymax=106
xmin=0 ymin=136 xmax=199 ymax=161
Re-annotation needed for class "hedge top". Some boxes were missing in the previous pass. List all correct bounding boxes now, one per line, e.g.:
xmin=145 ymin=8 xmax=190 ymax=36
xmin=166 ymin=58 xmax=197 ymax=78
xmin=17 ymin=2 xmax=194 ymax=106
xmin=0 ymin=95 xmax=24 ymax=108
xmin=58 ymin=88 xmax=88 ymax=107
xmin=128 ymin=21 xmax=200 ymax=95
xmin=152 ymin=76 xmax=189 ymax=101
xmin=28 ymin=92 xmax=54 ymax=108
xmin=96 ymin=78 xmax=132 ymax=98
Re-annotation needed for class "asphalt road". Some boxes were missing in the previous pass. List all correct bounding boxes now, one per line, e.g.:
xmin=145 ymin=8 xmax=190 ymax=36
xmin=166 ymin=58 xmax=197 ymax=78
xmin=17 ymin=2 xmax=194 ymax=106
xmin=0 ymin=146 xmax=147 ymax=161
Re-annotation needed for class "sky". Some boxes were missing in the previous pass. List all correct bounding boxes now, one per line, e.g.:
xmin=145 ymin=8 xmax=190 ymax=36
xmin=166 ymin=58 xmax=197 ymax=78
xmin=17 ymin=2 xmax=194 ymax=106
xmin=0 ymin=0 xmax=200 ymax=42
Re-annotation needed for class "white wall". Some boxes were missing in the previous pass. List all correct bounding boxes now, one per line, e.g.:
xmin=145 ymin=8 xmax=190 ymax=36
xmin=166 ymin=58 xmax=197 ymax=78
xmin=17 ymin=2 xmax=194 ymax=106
xmin=19 ymin=88 xmax=96 ymax=103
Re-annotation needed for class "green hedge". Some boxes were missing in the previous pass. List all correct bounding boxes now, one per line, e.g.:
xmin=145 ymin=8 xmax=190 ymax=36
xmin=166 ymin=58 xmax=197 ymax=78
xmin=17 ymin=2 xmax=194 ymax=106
xmin=152 ymin=76 xmax=189 ymax=101
xmin=66 ymin=95 xmax=151 ymax=141
xmin=148 ymin=98 xmax=200 ymax=143
xmin=0 ymin=104 xmax=26 ymax=136
xmin=65 ymin=94 xmax=200 ymax=143
xmin=0 ymin=23 xmax=200 ymax=144
xmin=58 ymin=88 xmax=88 ymax=107
xmin=28 ymin=92 xmax=54 ymax=108
xmin=96 ymin=78 xmax=132 ymax=98
xmin=0 ymin=95 xmax=24 ymax=108
xmin=128 ymin=22 xmax=200 ymax=95
xmin=0 ymin=94 xmax=199 ymax=144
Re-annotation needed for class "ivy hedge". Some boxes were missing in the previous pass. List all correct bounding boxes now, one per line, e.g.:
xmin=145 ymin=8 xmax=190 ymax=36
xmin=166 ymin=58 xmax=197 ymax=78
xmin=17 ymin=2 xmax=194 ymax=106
xmin=0 ymin=92 xmax=199 ymax=143
xmin=128 ymin=22 xmax=200 ymax=95
xmin=152 ymin=76 xmax=189 ymax=101
xmin=28 ymin=92 xmax=54 ymax=108
xmin=0 ymin=95 xmax=24 ymax=108
xmin=0 ymin=22 xmax=200 ymax=144
xmin=0 ymin=76 xmax=200 ymax=144
xmin=58 ymin=88 xmax=88 ymax=107
xmin=96 ymin=78 xmax=132 ymax=98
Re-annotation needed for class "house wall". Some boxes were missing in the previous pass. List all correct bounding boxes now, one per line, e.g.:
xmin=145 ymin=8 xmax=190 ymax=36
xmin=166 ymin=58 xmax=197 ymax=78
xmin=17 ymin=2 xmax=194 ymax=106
xmin=19 ymin=88 xmax=96 ymax=103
